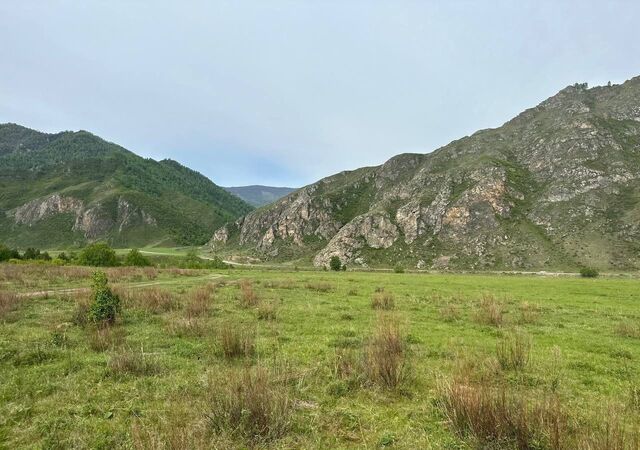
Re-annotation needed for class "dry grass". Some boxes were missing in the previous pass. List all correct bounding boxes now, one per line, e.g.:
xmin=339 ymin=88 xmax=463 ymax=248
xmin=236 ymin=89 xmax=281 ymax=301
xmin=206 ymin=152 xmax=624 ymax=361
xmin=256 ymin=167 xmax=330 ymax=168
xmin=257 ymin=302 xmax=277 ymax=321
xmin=305 ymin=282 xmax=334 ymax=293
xmin=238 ymin=280 xmax=260 ymax=307
xmin=107 ymin=348 xmax=161 ymax=377
xmin=118 ymin=287 xmax=177 ymax=314
xmin=165 ymin=318 xmax=207 ymax=337
xmin=438 ymin=378 xmax=569 ymax=449
xmin=206 ymin=365 xmax=292 ymax=443
xmin=87 ymin=326 xmax=125 ymax=352
xmin=475 ymin=294 xmax=505 ymax=327
xmin=263 ymin=279 xmax=296 ymax=289
xmin=371 ymin=292 xmax=395 ymax=310
xmin=363 ymin=315 xmax=407 ymax=388
xmin=185 ymin=287 xmax=212 ymax=318
xmin=219 ymin=323 xmax=256 ymax=359
xmin=496 ymin=331 xmax=532 ymax=371
xmin=518 ymin=301 xmax=541 ymax=324
xmin=0 ymin=291 xmax=19 ymax=319
xmin=616 ymin=321 xmax=640 ymax=339
xmin=440 ymin=303 xmax=462 ymax=322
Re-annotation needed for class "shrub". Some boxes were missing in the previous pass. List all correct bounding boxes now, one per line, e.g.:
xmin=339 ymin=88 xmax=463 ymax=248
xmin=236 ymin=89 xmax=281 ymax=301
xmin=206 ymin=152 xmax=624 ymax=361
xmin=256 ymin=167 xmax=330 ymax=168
xmin=207 ymin=365 xmax=291 ymax=443
xmin=124 ymin=249 xmax=151 ymax=267
xmin=393 ymin=264 xmax=405 ymax=274
xmin=0 ymin=291 xmax=19 ymax=319
xmin=496 ymin=331 xmax=532 ymax=371
xmin=329 ymin=256 xmax=342 ymax=271
xmin=580 ymin=267 xmax=599 ymax=278
xmin=88 ymin=271 xmax=120 ymax=324
xmin=79 ymin=243 xmax=118 ymax=267
xmin=219 ymin=323 xmax=256 ymax=359
xmin=371 ymin=292 xmax=395 ymax=310
xmin=238 ymin=280 xmax=259 ymax=307
xmin=363 ymin=316 xmax=407 ymax=388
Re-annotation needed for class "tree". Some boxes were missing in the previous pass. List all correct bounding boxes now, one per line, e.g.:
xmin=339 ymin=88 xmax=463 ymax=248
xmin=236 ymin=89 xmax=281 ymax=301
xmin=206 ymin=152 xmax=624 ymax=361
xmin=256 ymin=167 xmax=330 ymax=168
xmin=124 ymin=248 xmax=151 ymax=267
xmin=78 ymin=242 xmax=118 ymax=267
xmin=23 ymin=247 xmax=41 ymax=260
xmin=88 ymin=271 xmax=120 ymax=324
xmin=329 ymin=256 xmax=342 ymax=271
xmin=0 ymin=244 xmax=12 ymax=262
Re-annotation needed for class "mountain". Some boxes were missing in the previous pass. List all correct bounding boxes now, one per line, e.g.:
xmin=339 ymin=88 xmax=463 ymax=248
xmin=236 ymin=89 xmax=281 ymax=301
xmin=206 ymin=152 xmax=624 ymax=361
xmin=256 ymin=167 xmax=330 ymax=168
xmin=0 ymin=124 xmax=253 ymax=248
xmin=224 ymin=185 xmax=297 ymax=207
xmin=210 ymin=77 xmax=640 ymax=271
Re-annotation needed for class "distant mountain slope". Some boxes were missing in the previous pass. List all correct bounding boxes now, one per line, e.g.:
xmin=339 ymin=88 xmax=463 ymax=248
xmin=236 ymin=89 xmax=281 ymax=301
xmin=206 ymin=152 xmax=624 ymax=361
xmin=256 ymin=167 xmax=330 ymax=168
xmin=211 ymin=77 xmax=640 ymax=271
xmin=0 ymin=124 xmax=253 ymax=247
xmin=224 ymin=185 xmax=297 ymax=207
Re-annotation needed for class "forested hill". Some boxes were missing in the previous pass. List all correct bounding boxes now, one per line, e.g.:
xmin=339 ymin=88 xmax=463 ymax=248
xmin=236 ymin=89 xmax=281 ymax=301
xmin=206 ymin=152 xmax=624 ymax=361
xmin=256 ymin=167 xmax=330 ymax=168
xmin=0 ymin=123 xmax=253 ymax=247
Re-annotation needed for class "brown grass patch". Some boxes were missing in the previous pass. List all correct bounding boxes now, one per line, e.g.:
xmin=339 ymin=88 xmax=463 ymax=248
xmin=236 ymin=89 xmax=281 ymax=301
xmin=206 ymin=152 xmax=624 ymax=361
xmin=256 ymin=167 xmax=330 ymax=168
xmin=219 ymin=323 xmax=256 ymax=358
xmin=305 ymin=281 xmax=334 ymax=292
xmin=118 ymin=287 xmax=177 ymax=314
xmin=257 ymin=302 xmax=277 ymax=321
xmin=616 ymin=321 xmax=640 ymax=339
xmin=363 ymin=315 xmax=407 ymax=388
xmin=440 ymin=303 xmax=462 ymax=322
xmin=0 ymin=291 xmax=19 ymax=319
xmin=87 ymin=326 xmax=125 ymax=352
xmin=238 ymin=280 xmax=260 ymax=307
xmin=371 ymin=292 xmax=395 ymax=310
xmin=475 ymin=294 xmax=504 ymax=327
xmin=518 ymin=302 xmax=541 ymax=324
xmin=107 ymin=348 xmax=161 ymax=377
xmin=185 ymin=287 xmax=212 ymax=318
xmin=206 ymin=365 xmax=292 ymax=443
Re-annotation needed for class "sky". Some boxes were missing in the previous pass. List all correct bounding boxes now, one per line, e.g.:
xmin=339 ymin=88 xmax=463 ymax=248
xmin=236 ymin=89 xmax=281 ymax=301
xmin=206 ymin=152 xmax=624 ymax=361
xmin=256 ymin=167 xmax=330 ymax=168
xmin=1 ymin=1 xmax=639 ymax=187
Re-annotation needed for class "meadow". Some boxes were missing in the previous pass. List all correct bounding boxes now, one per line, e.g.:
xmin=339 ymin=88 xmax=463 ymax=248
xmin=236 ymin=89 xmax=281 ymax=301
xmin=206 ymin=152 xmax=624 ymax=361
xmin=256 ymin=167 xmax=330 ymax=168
xmin=1 ymin=264 xmax=639 ymax=449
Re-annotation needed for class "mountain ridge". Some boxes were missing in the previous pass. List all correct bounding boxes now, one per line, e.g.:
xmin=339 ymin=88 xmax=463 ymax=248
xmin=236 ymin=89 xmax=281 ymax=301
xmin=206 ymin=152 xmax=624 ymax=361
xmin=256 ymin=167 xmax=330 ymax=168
xmin=210 ymin=77 xmax=640 ymax=270
xmin=223 ymin=185 xmax=297 ymax=207
xmin=0 ymin=123 xmax=253 ymax=247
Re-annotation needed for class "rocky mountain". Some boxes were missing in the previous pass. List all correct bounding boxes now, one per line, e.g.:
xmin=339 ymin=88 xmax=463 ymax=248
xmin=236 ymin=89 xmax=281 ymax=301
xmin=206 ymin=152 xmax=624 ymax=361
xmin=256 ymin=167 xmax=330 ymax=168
xmin=210 ymin=77 xmax=640 ymax=271
xmin=224 ymin=185 xmax=297 ymax=207
xmin=0 ymin=124 xmax=253 ymax=248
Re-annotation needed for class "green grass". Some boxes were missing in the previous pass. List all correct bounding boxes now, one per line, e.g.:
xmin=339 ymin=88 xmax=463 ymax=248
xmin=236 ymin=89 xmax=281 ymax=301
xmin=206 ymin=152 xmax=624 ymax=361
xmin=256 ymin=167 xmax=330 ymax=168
xmin=1 ymin=265 xmax=639 ymax=448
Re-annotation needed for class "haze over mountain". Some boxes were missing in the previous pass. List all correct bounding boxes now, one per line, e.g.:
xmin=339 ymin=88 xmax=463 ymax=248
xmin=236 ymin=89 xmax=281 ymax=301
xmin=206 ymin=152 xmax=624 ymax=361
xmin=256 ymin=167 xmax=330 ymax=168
xmin=211 ymin=77 xmax=640 ymax=271
xmin=0 ymin=124 xmax=252 ymax=248
xmin=224 ymin=186 xmax=297 ymax=208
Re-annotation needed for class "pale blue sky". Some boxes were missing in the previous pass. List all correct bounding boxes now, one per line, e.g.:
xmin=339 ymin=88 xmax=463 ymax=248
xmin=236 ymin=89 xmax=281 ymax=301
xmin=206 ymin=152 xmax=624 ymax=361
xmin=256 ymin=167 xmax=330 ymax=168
xmin=1 ymin=0 xmax=639 ymax=187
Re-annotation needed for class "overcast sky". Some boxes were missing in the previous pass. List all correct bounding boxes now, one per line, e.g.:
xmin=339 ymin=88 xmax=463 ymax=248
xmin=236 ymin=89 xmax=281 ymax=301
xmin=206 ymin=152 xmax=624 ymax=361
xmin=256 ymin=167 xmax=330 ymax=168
xmin=1 ymin=1 xmax=639 ymax=187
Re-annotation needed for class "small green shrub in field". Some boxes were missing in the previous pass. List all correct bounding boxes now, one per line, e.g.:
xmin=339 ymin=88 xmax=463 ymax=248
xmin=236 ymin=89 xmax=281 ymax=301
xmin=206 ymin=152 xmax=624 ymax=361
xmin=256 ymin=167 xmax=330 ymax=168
xmin=580 ymin=267 xmax=599 ymax=278
xmin=329 ymin=256 xmax=343 ymax=271
xmin=393 ymin=265 xmax=405 ymax=274
xmin=88 ymin=271 xmax=120 ymax=324
xmin=124 ymin=249 xmax=151 ymax=267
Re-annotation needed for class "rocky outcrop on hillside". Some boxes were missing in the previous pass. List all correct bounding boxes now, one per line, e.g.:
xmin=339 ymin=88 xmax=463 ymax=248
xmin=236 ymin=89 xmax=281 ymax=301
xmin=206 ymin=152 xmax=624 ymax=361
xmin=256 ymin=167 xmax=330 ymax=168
xmin=10 ymin=194 xmax=157 ymax=240
xmin=211 ymin=76 xmax=640 ymax=270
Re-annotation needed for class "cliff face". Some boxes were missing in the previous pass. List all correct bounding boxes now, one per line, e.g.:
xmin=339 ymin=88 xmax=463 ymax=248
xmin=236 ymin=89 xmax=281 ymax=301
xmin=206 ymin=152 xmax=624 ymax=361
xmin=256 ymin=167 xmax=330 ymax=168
xmin=211 ymin=77 xmax=640 ymax=270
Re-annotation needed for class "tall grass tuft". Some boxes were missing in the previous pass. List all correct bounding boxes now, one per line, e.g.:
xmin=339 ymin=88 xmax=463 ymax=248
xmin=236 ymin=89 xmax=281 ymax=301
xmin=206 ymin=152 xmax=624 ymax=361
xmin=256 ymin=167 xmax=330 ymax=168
xmin=0 ymin=291 xmax=19 ymax=319
xmin=371 ymin=292 xmax=395 ymax=310
xmin=475 ymin=294 xmax=504 ymax=327
xmin=363 ymin=315 xmax=407 ymax=388
xmin=206 ymin=365 xmax=291 ymax=443
xmin=185 ymin=287 xmax=212 ymax=318
xmin=118 ymin=287 xmax=176 ymax=314
xmin=219 ymin=323 xmax=256 ymax=359
xmin=496 ymin=331 xmax=532 ymax=371
xmin=107 ymin=348 xmax=161 ymax=377
xmin=238 ymin=280 xmax=259 ymax=307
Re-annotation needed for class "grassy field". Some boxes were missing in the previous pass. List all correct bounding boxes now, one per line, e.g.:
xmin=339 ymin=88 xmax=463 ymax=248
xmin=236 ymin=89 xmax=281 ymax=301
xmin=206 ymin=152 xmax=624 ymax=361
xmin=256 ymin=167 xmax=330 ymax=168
xmin=1 ymin=265 xmax=639 ymax=449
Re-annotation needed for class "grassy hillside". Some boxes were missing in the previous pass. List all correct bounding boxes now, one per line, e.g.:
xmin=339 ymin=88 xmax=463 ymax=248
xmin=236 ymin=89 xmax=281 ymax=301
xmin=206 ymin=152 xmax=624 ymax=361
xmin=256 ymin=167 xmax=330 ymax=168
xmin=224 ymin=185 xmax=297 ymax=207
xmin=0 ymin=124 xmax=253 ymax=247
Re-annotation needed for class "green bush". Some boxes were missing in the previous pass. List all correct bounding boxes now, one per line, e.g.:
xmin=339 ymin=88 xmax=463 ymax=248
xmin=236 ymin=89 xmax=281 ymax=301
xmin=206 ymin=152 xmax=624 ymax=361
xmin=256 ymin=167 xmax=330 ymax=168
xmin=393 ymin=265 xmax=405 ymax=274
xmin=78 ymin=242 xmax=118 ymax=267
xmin=88 ymin=271 xmax=120 ymax=324
xmin=580 ymin=267 xmax=599 ymax=278
xmin=124 ymin=249 xmax=151 ymax=267
xmin=329 ymin=256 xmax=343 ymax=272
